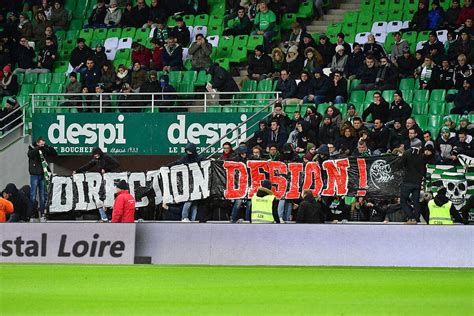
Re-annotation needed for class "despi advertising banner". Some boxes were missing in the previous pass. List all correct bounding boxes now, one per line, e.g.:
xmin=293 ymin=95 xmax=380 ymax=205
xmin=48 ymin=157 xmax=402 ymax=213
xmin=32 ymin=113 xmax=266 ymax=156
xmin=0 ymin=223 xmax=135 ymax=264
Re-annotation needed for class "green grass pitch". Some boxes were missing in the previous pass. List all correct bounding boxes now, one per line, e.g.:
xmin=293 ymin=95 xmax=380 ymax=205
xmin=1 ymin=264 xmax=472 ymax=315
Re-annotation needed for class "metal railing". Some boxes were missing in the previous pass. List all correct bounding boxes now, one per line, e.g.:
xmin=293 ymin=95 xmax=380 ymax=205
xmin=0 ymin=103 xmax=27 ymax=140
xmin=30 ymin=91 xmax=280 ymax=113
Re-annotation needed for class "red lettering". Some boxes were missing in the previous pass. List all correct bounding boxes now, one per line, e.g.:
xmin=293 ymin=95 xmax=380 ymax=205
xmin=302 ymin=162 xmax=323 ymax=196
xmin=322 ymin=159 xmax=350 ymax=196
xmin=268 ymin=161 xmax=288 ymax=199
xmin=248 ymin=161 xmax=269 ymax=198
xmin=286 ymin=163 xmax=303 ymax=199
xmin=357 ymin=158 xmax=367 ymax=196
xmin=223 ymin=161 xmax=248 ymax=199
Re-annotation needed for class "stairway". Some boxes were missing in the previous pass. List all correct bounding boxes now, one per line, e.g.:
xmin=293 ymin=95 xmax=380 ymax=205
xmin=306 ymin=0 xmax=361 ymax=34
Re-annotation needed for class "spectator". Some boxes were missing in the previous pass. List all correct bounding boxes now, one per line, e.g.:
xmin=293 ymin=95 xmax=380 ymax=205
xmin=457 ymin=0 xmax=474 ymax=26
xmin=70 ymin=38 xmax=93 ymax=75
xmin=319 ymin=115 xmax=338 ymax=145
xmin=131 ymin=42 xmax=152 ymax=69
xmin=0 ymin=97 xmax=22 ymax=132
xmin=219 ymin=142 xmax=234 ymax=160
xmin=363 ymin=34 xmax=386 ymax=60
xmin=433 ymin=57 xmax=454 ymax=89
xmin=152 ymin=18 xmax=169 ymax=47
xmin=100 ymin=62 xmax=116 ymax=92
xmin=247 ymin=45 xmax=273 ymax=80
xmin=170 ymin=16 xmax=190 ymax=47
xmin=17 ymin=12 xmax=33 ymax=39
xmin=267 ymin=103 xmax=291 ymax=131
xmin=427 ymin=0 xmax=445 ymax=30
xmin=330 ymin=45 xmax=348 ymax=73
xmin=265 ymin=119 xmax=288 ymax=151
xmin=32 ymin=11 xmax=50 ymax=43
xmin=283 ymin=22 xmax=307 ymax=53
xmin=404 ymin=118 xmax=424 ymax=142
xmin=370 ymin=118 xmax=390 ymax=154
xmin=130 ymin=62 xmax=147 ymax=91
xmin=421 ymin=32 xmax=445 ymax=57
xmin=335 ymin=32 xmax=351 ymax=54
xmin=355 ymin=55 xmax=379 ymax=91
xmin=304 ymin=105 xmax=322 ymax=132
xmin=454 ymin=54 xmax=472 ymax=89
xmin=189 ymin=34 xmax=213 ymax=71
xmin=325 ymin=105 xmax=342 ymax=128
xmin=416 ymin=55 xmax=438 ymax=90
xmin=345 ymin=43 xmax=365 ymax=79
xmin=446 ymin=79 xmax=474 ymax=114
xmin=454 ymin=130 xmax=474 ymax=156
xmin=276 ymin=69 xmax=297 ymax=101
xmin=104 ymin=0 xmax=122 ymax=27
xmin=111 ymin=180 xmax=136 ymax=223
xmin=28 ymin=136 xmax=57 ymax=219
xmin=0 ymin=65 xmax=18 ymax=97
xmin=131 ymin=0 xmax=150 ymax=28
xmin=63 ymin=72 xmax=82 ymax=108
xmin=36 ymin=25 xmax=57 ymax=52
xmin=120 ymin=2 xmax=134 ymax=27
xmin=389 ymin=90 xmax=412 ymax=124
xmin=461 ymin=17 xmax=474 ymax=36
xmin=25 ymin=36 xmax=56 ymax=75
xmin=316 ymin=35 xmax=334 ymax=67
xmin=310 ymin=67 xmax=331 ymax=105
xmin=207 ymin=63 xmax=239 ymax=93
xmin=303 ymin=143 xmax=317 ymax=162
xmin=452 ymin=31 xmax=474 ymax=63
xmin=391 ymin=32 xmax=409 ymax=60
xmin=286 ymin=71 xmax=313 ymax=105
xmin=336 ymin=125 xmax=357 ymax=156
xmin=157 ymin=74 xmax=177 ymax=109
xmin=50 ymin=1 xmax=68 ymax=30
xmin=283 ymin=45 xmax=304 ymax=80
xmin=2 ymin=183 xmax=29 ymax=222
xmin=115 ymin=64 xmax=131 ymax=91
xmin=82 ymin=58 xmax=101 ymax=92
xmin=295 ymin=121 xmax=317 ymax=153
xmin=445 ymin=0 xmax=461 ymax=28
xmin=389 ymin=120 xmax=408 ymax=151
xmin=92 ymin=43 xmax=107 ymax=69
xmin=352 ymin=139 xmax=372 ymax=157
xmin=223 ymin=6 xmax=252 ymax=36
xmin=457 ymin=115 xmax=473 ymax=136
xmin=13 ymin=37 xmax=36 ymax=73
xmin=362 ymin=92 xmax=390 ymax=124
xmin=140 ymin=70 xmax=160 ymax=94
xmin=394 ymin=48 xmax=417 ymax=78
xmin=250 ymin=145 xmax=264 ymax=160
xmin=303 ymin=47 xmax=323 ymax=73
xmin=374 ymin=56 xmax=398 ymax=91
xmin=326 ymin=70 xmax=347 ymax=104
xmin=352 ymin=117 xmax=369 ymax=137
xmin=162 ymin=36 xmax=183 ymax=71
xmin=75 ymin=147 xmax=120 ymax=174
xmin=150 ymin=38 xmax=163 ymax=70
xmin=298 ymin=33 xmax=318 ymax=57
xmin=118 ymin=83 xmax=140 ymax=112
xmin=252 ymin=2 xmax=276 ymax=50
xmin=271 ymin=47 xmax=285 ymax=77
xmin=0 ymin=197 xmax=13 ymax=223
xmin=324 ymin=196 xmax=350 ymax=222
xmin=87 ymin=0 xmax=107 ymax=27
xmin=149 ymin=0 xmax=167 ymax=22
xmin=296 ymin=190 xmax=323 ymax=223
xmin=410 ymin=1 xmax=429 ymax=31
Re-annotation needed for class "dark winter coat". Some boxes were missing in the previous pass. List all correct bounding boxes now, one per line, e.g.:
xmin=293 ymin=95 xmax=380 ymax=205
xmin=70 ymin=46 xmax=93 ymax=68
xmin=296 ymin=195 xmax=323 ymax=223
xmin=76 ymin=148 xmax=120 ymax=173
xmin=399 ymin=147 xmax=428 ymax=185
xmin=2 ymin=183 xmax=29 ymax=221
xmin=319 ymin=122 xmax=338 ymax=145
xmin=389 ymin=100 xmax=412 ymax=123
xmin=162 ymin=44 xmax=183 ymax=69
xmin=276 ymin=78 xmax=297 ymax=99
xmin=358 ymin=65 xmax=379 ymax=84
xmin=208 ymin=64 xmax=239 ymax=92
xmin=295 ymin=79 xmax=314 ymax=99
xmin=27 ymin=143 xmax=57 ymax=176
xmin=247 ymin=54 xmax=273 ymax=76
xmin=362 ymin=100 xmax=390 ymax=123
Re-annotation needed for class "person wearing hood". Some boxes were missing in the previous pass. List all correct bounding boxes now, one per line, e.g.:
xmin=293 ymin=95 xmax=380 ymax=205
xmin=105 ymin=0 xmax=122 ymax=27
xmin=111 ymin=180 xmax=136 ymax=223
xmin=247 ymin=45 xmax=273 ymax=80
xmin=0 ymin=65 xmax=18 ymax=97
xmin=250 ymin=179 xmax=279 ymax=223
xmin=304 ymin=105 xmax=323 ymax=135
xmin=409 ymin=1 xmax=429 ymax=31
xmin=189 ymin=33 xmax=213 ymax=71
xmin=207 ymin=63 xmax=239 ymax=93
xmin=295 ymin=121 xmax=317 ymax=153
xmin=428 ymin=188 xmax=464 ymax=224
xmin=316 ymin=35 xmax=334 ymax=67
xmin=283 ymin=45 xmax=304 ymax=80
xmin=452 ymin=31 xmax=474 ymax=64
xmin=0 ymin=196 xmax=13 ymax=223
xmin=303 ymin=143 xmax=317 ymax=162
xmin=74 ymin=147 xmax=120 ymax=174
xmin=296 ymin=190 xmax=323 ymax=223
xmin=323 ymin=196 xmax=350 ymax=222
xmin=162 ymin=36 xmax=183 ymax=72
xmin=270 ymin=47 xmax=285 ymax=76
xmin=287 ymin=71 xmax=314 ymax=105
xmin=311 ymin=67 xmax=331 ymax=105
xmin=157 ymin=74 xmax=177 ymax=108
xmin=446 ymin=79 xmax=474 ymax=114
xmin=319 ymin=115 xmax=338 ymax=145
xmin=389 ymin=119 xmax=407 ymax=151
xmin=2 ymin=183 xmax=30 ymax=222
xmin=330 ymin=45 xmax=348 ymax=73
xmin=427 ymin=0 xmax=445 ymax=30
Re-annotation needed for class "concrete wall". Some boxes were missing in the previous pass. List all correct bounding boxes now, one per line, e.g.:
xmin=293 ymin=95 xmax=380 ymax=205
xmin=0 ymin=136 xmax=30 ymax=189
xmin=135 ymin=224 xmax=473 ymax=268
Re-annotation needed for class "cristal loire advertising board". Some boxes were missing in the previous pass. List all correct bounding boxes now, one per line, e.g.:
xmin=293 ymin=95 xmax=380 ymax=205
xmin=32 ymin=113 xmax=266 ymax=155
xmin=0 ymin=223 xmax=135 ymax=264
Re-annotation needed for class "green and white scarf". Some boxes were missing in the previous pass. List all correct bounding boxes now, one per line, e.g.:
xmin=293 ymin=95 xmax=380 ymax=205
xmin=39 ymin=150 xmax=51 ymax=193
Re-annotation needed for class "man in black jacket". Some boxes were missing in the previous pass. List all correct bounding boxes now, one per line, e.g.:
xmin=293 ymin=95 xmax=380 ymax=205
xmin=13 ymin=36 xmax=35 ymax=73
xmin=247 ymin=45 xmax=273 ymax=81
xmin=70 ymin=38 xmax=93 ymax=75
xmin=362 ymin=92 xmax=390 ymax=124
xmin=370 ymin=119 xmax=390 ymax=155
xmin=296 ymin=190 xmax=323 ymax=223
xmin=2 ymin=183 xmax=30 ymax=222
xmin=30 ymin=37 xmax=57 ymax=73
xmin=354 ymin=55 xmax=379 ymax=91
xmin=27 ymin=136 xmax=57 ymax=219
xmin=74 ymin=147 xmax=120 ymax=174
xmin=399 ymin=139 xmax=431 ymax=223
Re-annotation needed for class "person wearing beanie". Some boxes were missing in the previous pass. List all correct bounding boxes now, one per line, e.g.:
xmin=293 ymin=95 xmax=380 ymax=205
xmin=111 ymin=180 xmax=136 ymax=223
xmin=330 ymin=44 xmax=348 ymax=73
xmin=284 ymin=45 xmax=304 ymax=79
xmin=435 ymin=126 xmax=457 ymax=163
xmin=2 ymin=183 xmax=30 ymax=222
xmin=0 ymin=64 xmax=18 ymax=97
xmin=247 ymin=44 xmax=273 ymax=80
xmin=388 ymin=90 xmax=412 ymax=124
xmin=250 ymin=179 xmax=279 ymax=223
xmin=303 ymin=143 xmax=317 ymax=162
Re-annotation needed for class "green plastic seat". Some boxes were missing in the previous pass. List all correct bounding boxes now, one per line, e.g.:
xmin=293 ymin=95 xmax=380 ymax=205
xmin=37 ymin=73 xmax=52 ymax=84
xmin=195 ymin=70 xmax=211 ymax=86
xmin=333 ymin=103 xmax=347 ymax=114
xmin=121 ymin=27 xmax=137 ymax=38
xmin=428 ymin=101 xmax=446 ymax=115
xmin=382 ymin=90 xmax=396 ymax=103
xmin=206 ymin=106 xmax=221 ymax=113
xmin=399 ymin=78 xmax=415 ymax=90
xmin=400 ymin=89 xmax=414 ymax=102
xmin=413 ymin=89 xmax=430 ymax=102
xmin=182 ymin=71 xmax=197 ymax=84
xmin=56 ymin=30 xmax=66 ymax=42
xmin=79 ymin=28 xmax=94 ymax=42
xmin=115 ymin=48 xmax=131 ymax=60
xmin=183 ymin=15 xmax=195 ymax=26
xmin=49 ymin=83 xmax=64 ymax=94
xmin=296 ymin=1 xmax=314 ymax=18
xmin=374 ymin=0 xmax=389 ymax=11
xmin=207 ymin=26 xmax=223 ymax=37
xmin=402 ymin=31 xmax=417 ymax=45
xmin=413 ymin=114 xmax=428 ymax=130
xmin=69 ymin=19 xmax=83 ymax=30
xmin=430 ymin=89 xmax=446 ymax=102
xmin=229 ymin=46 xmax=247 ymax=63
xmin=348 ymin=90 xmax=366 ymax=104
xmin=195 ymin=14 xmax=209 ymax=26
xmin=208 ymin=15 xmax=223 ymax=28
xmin=281 ymin=13 xmax=297 ymax=30
xmin=107 ymin=28 xmax=122 ymax=39
xmin=326 ymin=23 xmax=341 ymax=37
xmin=360 ymin=0 xmax=374 ymax=11
xmin=34 ymin=83 xmax=49 ymax=94
xmin=219 ymin=36 xmax=234 ymax=49
xmin=64 ymin=0 xmax=77 ymax=11
xmin=167 ymin=71 xmax=183 ymax=86
xmin=216 ymin=46 xmax=232 ymax=59
xmin=52 ymin=73 xmax=67 ymax=84
xmin=16 ymin=73 xmax=24 ymax=85
xmin=427 ymin=115 xmax=443 ymax=128
xmin=24 ymin=73 xmax=38 ymax=84
xmin=53 ymin=61 xmax=69 ymax=73
xmin=93 ymin=28 xmax=108 ymax=41
xmin=349 ymin=79 xmax=361 ymax=93
xmin=113 ymin=58 xmax=130 ymax=69
xmin=215 ymin=58 xmax=230 ymax=71
xmin=389 ymin=1 xmax=404 ymax=11
xmin=247 ymin=35 xmax=264 ymax=51
xmin=412 ymin=100 xmax=429 ymax=115
xmin=134 ymin=28 xmax=150 ymax=41
xmin=388 ymin=10 xmax=404 ymax=21
xmin=233 ymin=35 xmax=249 ymax=48
xmin=417 ymin=31 xmax=431 ymax=43
xmin=343 ymin=11 xmax=359 ymax=24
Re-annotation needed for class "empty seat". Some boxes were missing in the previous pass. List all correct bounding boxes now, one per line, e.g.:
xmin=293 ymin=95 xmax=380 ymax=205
xmin=436 ymin=30 xmax=448 ymax=43
xmin=416 ymin=41 xmax=426 ymax=51
xmin=105 ymin=48 xmax=117 ymax=60
xmin=386 ymin=21 xmax=403 ymax=33
xmin=192 ymin=26 xmax=208 ymax=39
xmin=374 ymin=32 xmax=387 ymax=43
xmin=206 ymin=35 xmax=219 ymax=47
xmin=371 ymin=21 xmax=387 ymax=34
xmin=118 ymin=38 xmax=133 ymax=49
xmin=355 ymin=32 xmax=369 ymax=44
xmin=104 ymin=37 xmax=119 ymax=50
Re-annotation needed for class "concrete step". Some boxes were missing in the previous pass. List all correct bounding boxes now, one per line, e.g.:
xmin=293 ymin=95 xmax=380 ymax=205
xmin=307 ymin=26 xmax=328 ymax=33
xmin=327 ymin=9 xmax=349 ymax=15
xmin=339 ymin=3 xmax=360 ymax=10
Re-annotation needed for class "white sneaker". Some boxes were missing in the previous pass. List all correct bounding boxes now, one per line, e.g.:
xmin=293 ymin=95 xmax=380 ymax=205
xmin=279 ymin=217 xmax=285 ymax=224
xmin=40 ymin=216 xmax=47 ymax=223
xmin=182 ymin=218 xmax=191 ymax=222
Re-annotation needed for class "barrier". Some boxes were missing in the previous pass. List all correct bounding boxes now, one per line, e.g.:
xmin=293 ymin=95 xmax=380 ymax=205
xmin=135 ymin=224 xmax=474 ymax=268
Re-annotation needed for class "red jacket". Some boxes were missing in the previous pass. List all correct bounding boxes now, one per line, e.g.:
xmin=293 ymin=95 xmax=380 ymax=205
xmin=131 ymin=47 xmax=152 ymax=68
xmin=151 ymin=47 xmax=163 ymax=70
xmin=457 ymin=6 xmax=474 ymax=25
xmin=112 ymin=190 xmax=136 ymax=223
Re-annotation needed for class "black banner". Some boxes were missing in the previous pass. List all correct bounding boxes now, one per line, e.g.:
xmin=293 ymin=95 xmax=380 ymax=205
xmin=48 ymin=157 xmax=402 ymax=213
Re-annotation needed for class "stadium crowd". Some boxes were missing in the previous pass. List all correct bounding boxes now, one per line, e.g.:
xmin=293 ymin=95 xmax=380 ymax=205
xmin=0 ymin=0 xmax=473 ymax=224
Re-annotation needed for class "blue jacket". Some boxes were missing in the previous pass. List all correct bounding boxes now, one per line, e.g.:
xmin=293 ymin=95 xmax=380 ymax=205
xmin=427 ymin=8 xmax=444 ymax=30
xmin=276 ymin=78 xmax=297 ymax=99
